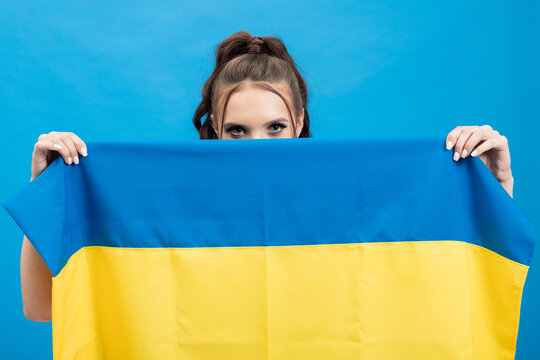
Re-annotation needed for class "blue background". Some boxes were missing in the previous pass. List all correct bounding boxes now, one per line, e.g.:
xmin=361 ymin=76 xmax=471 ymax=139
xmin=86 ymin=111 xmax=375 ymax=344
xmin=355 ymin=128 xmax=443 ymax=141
xmin=1 ymin=1 xmax=538 ymax=358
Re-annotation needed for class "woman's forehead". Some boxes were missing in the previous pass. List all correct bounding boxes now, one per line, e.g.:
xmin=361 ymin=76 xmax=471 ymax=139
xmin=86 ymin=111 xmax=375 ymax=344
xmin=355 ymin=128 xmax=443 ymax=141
xmin=221 ymin=82 xmax=293 ymax=124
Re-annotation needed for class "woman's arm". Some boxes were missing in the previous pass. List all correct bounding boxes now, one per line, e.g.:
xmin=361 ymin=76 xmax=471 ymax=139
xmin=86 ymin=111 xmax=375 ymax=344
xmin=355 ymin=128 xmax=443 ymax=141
xmin=499 ymin=176 xmax=514 ymax=198
xmin=21 ymin=131 xmax=87 ymax=321
xmin=446 ymin=125 xmax=514 ymax=198
xmin=21 ymin=235 xmax=52 ymax=321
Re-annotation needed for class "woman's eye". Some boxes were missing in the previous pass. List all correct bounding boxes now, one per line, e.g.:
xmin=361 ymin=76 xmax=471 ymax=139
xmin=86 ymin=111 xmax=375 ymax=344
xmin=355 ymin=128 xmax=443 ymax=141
xmin=229 ymin=127 xmax=245 ymax=136
xmin=269 ymin=123 xmax=285 ymax=133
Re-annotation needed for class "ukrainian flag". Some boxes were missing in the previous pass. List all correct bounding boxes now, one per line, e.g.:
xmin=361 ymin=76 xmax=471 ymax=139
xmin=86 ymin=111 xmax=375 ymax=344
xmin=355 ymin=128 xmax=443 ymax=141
xmin=3 ymin=136 xmax=536 ymax=359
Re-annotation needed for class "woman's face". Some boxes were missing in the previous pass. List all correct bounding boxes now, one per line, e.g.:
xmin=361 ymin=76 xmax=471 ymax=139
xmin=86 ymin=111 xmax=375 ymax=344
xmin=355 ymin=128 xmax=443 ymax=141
xmin=212 ymin=82 xmax=304 ymax=139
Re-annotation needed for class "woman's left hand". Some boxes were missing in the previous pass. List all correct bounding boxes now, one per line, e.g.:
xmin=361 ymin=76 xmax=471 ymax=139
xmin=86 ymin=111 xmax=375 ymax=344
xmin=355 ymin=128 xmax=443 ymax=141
xmin=445 ymin=125 xmax=514 ymax=198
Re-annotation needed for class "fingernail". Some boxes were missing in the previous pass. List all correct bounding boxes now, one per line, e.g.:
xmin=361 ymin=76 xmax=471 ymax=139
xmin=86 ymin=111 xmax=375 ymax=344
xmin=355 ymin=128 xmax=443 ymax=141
xmin=453 ymin=152 xmax=460 ymax=161
xmin=74 ymin=156 xmax=79 ymax=164
xmin=471 ymin=150 xmax=478 ymax=157
xmin=81 ymin=147 xmax=87 ymax=157
xmin=446 ymin=141 xmax=453 ymax=150
xmin=461 ymin=149 xmax=467 ymax=158
xmin=67 ymin=157 xmax=72 ymax=164
xmin=54 ymin=144 xmax=62 ymax=150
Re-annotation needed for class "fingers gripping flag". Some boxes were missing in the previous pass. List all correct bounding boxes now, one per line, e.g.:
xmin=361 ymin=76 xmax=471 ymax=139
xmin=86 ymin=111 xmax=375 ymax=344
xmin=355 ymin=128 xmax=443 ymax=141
xmin=3 ymin=136 xmax=536 ymax=359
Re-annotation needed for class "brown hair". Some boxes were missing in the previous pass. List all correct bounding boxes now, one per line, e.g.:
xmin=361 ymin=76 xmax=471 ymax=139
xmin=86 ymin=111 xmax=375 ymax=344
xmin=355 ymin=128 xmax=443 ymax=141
xmin=193 ymin=31 xmax=312 ymax=139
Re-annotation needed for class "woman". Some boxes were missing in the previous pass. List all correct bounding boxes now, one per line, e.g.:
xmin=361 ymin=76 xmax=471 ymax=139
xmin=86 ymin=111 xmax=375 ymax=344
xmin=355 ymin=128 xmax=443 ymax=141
xmin=22 ymin=31 xmax=514 ymax=322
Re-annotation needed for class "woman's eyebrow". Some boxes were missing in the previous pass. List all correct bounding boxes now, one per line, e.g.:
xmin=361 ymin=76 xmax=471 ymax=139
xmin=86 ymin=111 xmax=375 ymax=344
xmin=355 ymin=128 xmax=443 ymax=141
xmin=223 ymin=122 xmax=248 ymax=128
xmin=263 ymin=118 xmax=289 ymax=126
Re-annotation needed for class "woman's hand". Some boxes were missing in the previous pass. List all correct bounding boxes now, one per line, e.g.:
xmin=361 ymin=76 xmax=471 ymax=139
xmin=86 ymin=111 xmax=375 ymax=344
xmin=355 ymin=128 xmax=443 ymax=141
xmin=445 ymin=125 xmax=514 ymax=197
xmin=31 ymin=131 xmax=88 ymax=181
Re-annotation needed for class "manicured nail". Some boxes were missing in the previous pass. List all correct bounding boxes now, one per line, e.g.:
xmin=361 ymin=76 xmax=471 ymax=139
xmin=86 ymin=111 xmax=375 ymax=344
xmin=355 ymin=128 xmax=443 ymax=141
xmin=54 ymin=144 xmax=62 ymax=150
xmin=446 ymin=141 xmax=453 ymax=150
xmin=453 ymin=152 xmax=460 ymax=161
xmin=471 ymin=150 xmax=478 ymax=157
xmin=81 ymin=147 xmax=87 ymax=157
xmin=73 ymin=156 xmax=79 ymax=164
xmin=461 ymin=149 xmax=467 ymax=158
xmin=67 ymin=157 xmax=72 ymax=164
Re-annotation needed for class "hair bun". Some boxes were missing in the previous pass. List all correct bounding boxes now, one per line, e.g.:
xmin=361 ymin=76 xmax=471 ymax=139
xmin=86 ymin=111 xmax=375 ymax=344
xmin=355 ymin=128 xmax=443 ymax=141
xmin=246 ymin=36 xmax=265 ymax=54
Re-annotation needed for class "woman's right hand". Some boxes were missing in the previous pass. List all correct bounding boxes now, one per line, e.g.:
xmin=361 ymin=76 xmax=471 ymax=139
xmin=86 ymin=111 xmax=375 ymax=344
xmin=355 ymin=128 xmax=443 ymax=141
xmin=31 ymin=131 xmax=88 ymax=181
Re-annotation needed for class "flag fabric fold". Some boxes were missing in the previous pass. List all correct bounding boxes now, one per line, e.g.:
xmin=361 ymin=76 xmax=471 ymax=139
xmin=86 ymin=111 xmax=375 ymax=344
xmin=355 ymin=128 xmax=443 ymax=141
xmin=3 ymin=136 xmax=536 ymax=359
